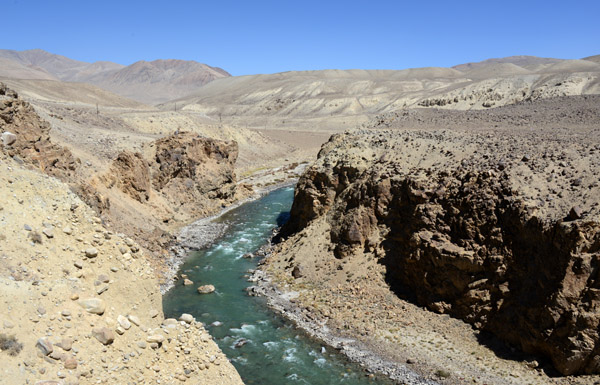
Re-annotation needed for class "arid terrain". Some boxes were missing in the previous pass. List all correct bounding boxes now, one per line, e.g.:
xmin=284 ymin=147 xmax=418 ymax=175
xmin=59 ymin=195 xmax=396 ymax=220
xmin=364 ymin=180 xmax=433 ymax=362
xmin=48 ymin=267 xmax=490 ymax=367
xmin=1 ymin=48 xmax=600 ymax=384
xmin=259 ymin=96 xmax=600 ymax=383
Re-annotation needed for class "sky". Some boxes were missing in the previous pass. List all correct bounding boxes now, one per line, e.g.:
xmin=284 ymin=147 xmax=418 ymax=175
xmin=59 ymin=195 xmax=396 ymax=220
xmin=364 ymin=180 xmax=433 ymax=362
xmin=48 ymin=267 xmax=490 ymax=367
xmin=5 ymin=0 xmax=600 ymax=76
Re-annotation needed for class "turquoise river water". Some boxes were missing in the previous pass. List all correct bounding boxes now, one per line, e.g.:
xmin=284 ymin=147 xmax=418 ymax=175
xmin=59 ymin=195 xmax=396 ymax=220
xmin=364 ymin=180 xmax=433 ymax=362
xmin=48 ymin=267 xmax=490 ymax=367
xmin=163 ymin=186 xmax=391 ymax=385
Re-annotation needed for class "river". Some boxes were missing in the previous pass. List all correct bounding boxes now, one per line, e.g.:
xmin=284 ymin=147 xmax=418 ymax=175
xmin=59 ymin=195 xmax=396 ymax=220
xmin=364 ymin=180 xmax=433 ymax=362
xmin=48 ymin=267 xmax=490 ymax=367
xmin=163 ymin=186 xmax=391 ymax=385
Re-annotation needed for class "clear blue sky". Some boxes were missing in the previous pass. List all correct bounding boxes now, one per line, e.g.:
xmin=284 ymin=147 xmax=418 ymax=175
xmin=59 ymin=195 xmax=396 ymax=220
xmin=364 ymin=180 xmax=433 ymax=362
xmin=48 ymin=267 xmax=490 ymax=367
xmin=5 ymin=0 xmax=599 ymax=75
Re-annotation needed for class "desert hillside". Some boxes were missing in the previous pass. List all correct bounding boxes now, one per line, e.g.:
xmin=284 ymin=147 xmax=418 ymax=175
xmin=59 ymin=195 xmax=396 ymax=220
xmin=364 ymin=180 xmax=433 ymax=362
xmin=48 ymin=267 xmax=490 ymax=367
xmin=0 ymin=49 xmax=230 ymax=104
xmin=2 ymin=46 xmax=600 ymax=385
xmin=0 ymin=88 xmax=244 ymax=384
xmin=162 ymin=55 xmax=600 ymax=131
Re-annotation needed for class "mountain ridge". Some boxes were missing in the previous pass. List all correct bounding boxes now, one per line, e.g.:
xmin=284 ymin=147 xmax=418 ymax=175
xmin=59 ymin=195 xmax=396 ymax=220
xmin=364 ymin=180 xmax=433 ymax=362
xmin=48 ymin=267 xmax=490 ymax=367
xmin=0 ymin=49 xmax=230 ymax=104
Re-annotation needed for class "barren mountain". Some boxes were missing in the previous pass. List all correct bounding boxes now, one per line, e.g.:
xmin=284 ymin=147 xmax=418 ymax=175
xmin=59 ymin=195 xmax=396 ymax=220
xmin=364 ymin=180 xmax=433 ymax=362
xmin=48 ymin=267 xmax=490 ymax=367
xmin=583 ymin=55 xmax=600 ymax=64
xmin=0 ymin=49 xmax=230 ymax=104
xmin=84 ymin=59 xmax=231 ymax=104
xmin=166 ymin=54 xmax=600 ymax=131
xmin=0 ymin=57 xmax=58 ymax=80
xmin=0 ymin=48 xmax=90 ymax=79
xmin=452 ymin=55 xmax=564 ymax=72
xmin=0 ymin=78 xmax=146 ymax=108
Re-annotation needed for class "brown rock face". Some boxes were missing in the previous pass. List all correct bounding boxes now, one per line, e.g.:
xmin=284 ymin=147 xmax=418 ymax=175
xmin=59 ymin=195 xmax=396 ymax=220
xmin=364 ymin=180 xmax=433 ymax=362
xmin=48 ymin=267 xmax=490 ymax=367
xmin=151 ymin=132 xmax=237 ymax=213
xmin=0 ymin=83 xmax=79 ymax=177
xmin=281 ymin=128 xmax=600 ymax=375
xmin=105 ymin=151 xmax=151 ymax=202
xmin=102 ymin=131 xmax=238 ymax=215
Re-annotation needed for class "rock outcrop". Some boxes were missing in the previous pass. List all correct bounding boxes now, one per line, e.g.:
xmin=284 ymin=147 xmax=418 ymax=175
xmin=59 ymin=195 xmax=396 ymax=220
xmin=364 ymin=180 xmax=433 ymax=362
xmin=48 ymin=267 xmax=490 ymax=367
xmin=151 ymin=132 xmax=238 ymax=215
xmin=106 ymin=151 xmax=152 ymax=202
xmin=0 ymin=83 xmax=79 ymax=177
xmin=279 ymin=127 xmax=600 ymax=375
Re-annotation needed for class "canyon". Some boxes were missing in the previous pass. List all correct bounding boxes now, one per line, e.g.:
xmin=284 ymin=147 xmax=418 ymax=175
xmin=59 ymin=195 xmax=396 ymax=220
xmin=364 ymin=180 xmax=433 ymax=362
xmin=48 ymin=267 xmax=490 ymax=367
xmin=1 ymin=48 xmax=600 ymax=384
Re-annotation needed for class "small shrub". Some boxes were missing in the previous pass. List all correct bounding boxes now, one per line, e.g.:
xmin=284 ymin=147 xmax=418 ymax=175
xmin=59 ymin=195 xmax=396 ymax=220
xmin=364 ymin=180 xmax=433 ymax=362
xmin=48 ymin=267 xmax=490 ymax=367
xmin=29 ymin=231 xmax=42 ymax=244
xmin=0 ymin=334 xmax=23 ymax=356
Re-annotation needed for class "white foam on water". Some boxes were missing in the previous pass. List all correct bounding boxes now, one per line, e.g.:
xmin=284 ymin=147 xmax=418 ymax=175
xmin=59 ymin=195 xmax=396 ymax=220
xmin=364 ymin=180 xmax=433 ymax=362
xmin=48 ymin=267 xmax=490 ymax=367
xmin=285 ymin=373 xmax=311 ymax=384
xmin=313 ymin=358 xmax=327 ymax=367
xmin=232 ymin=356 xmax=248 ymax=365
xmin=230 ymin=323 xmax=257 ymax=336
xmin=262 ymin=341 xmax=279 ymax=350
xmin=283 ymin=347 xmax=299 ymax=363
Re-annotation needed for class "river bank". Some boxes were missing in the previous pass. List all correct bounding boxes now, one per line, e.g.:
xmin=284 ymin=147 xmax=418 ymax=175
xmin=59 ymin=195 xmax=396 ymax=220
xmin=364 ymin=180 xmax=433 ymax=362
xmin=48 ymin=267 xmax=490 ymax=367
xmin=247 ymin=254 xmax=559 ymax=385
xmin=161 ymin=163 xmax=307 ymax=294
xmin=247 ymin=267 xmax=439 ymax=385
xmin=162 ymin=186 xmax=394 ymax=385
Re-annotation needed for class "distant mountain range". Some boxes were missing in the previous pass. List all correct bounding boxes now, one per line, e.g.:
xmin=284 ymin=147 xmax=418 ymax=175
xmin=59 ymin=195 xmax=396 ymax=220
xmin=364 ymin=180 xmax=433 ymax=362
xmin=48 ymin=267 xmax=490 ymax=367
xmin=1 ymin=49 xmax=599 ymax=114
xmin=160 ymin=54 xmax=600 ymax=130
xmin=0 ymin=49 xmax=230 ymax=104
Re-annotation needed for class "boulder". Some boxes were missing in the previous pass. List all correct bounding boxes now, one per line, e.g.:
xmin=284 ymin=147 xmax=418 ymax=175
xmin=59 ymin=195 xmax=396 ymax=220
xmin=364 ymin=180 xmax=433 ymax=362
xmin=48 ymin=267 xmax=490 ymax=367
xmin=197 ymin=285 xmax=215 ymax=294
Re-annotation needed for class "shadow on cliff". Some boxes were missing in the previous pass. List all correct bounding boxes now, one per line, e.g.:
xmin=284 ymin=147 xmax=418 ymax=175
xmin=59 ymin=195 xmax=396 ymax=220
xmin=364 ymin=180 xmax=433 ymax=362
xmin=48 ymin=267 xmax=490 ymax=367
xmin=276 ymin=211 xmax=291 ymax=227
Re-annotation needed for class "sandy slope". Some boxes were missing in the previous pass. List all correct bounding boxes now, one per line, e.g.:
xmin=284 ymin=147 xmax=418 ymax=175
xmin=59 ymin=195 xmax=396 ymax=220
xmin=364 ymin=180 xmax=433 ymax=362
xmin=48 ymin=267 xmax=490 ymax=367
xmin=165 ymin=55 xmax=600 ymax=131
xmin=0 ymin=154 xmax=243 ymax=384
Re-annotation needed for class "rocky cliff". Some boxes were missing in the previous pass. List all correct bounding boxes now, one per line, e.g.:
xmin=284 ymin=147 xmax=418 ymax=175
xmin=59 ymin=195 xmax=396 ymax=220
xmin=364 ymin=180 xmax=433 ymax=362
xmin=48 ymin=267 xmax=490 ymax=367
xmin=277 ymin=126 xmax=600 ymax=376
xmin=0 ymin=83 xmax=79 ymax=177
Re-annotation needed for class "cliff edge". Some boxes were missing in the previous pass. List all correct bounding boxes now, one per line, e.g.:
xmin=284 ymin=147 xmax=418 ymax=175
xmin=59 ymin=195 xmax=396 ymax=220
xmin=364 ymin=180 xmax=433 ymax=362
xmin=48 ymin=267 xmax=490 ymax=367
xmin=269 ymin=120 xmax=600 ymax=379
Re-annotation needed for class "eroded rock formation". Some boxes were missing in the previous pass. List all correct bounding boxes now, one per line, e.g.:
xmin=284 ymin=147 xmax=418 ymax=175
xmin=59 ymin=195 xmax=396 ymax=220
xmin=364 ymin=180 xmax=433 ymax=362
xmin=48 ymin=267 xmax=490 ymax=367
xmin=0 ymin=83 xmax=79 ymax=177
xmin=152 ymin=132 xmax=238 ymax=209
xmin=280 ymin=128 xmax=600 ymax=375
xmin=103 ymin=132 xmax=238 ymax=218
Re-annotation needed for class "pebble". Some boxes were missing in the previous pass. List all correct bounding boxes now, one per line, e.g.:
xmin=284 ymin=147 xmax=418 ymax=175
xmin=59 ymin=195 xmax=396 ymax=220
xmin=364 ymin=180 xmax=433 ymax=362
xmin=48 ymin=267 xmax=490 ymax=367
xmin=62 ymin=226 xmax=73 ymax=235
xmin=92 ymin=327 xmax=115 ymax=345
xmin=146 ymin=334 xmax=165 ymax=344
xmin=64 ymin=357 xmax=77 ymax=369
xmin=569 ymin=206 xmax=583 ymax=220
xmin=42 ymin=228 xmax=54 ymax=238
xmin=36 ymin=338 xmax=53 ymax=356
xmin=96 ymin=285 xmax=109 ymax=295
xmin=77 ymin=298 xmax=106 ymax=315
xmin=57 ymin=338 xmax=73 ymax=351
xmin=179 ymin=313 xmax=194 ymax=324
xmin=128 ymin=314 xmax=141 ymax=326
xmin=85 ymin=247 xmax=98 ymax=258
xmin=118 ymin=315 xmax=132 ymax=330
xmin=1 ymin=131 xmax=17 ymax=146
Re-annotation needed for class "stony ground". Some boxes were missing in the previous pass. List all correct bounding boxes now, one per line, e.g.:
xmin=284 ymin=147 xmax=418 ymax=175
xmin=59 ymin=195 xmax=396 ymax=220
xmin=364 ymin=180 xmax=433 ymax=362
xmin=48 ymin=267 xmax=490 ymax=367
xmin=259 ymin=96 xmax=600 ymax=384
xmin=0 ymin=154 xmax=243 ymax=384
